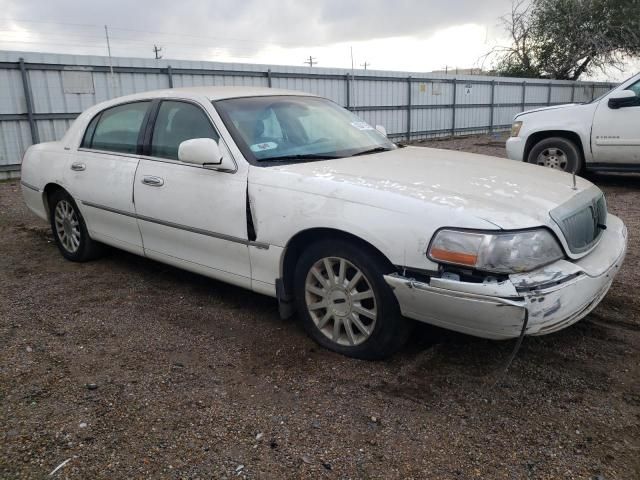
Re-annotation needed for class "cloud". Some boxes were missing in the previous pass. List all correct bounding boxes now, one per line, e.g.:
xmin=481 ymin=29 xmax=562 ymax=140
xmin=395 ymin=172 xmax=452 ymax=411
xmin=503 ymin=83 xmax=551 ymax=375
xmin=2 ymin=0 xmax=511 ymax=50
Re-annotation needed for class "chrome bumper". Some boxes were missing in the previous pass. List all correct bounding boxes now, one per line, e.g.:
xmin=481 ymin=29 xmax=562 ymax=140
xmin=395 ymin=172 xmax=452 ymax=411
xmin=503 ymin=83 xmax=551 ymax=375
xmin=385 ymin=214 xmax=627 ymax=340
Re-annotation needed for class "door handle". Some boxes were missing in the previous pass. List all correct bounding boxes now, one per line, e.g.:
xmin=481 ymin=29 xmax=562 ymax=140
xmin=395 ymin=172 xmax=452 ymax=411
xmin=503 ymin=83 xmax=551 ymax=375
xmin=141 ymin=175 xmax=164 ymax=187
xmin=70 ymin=162 xmax=86 ymax=172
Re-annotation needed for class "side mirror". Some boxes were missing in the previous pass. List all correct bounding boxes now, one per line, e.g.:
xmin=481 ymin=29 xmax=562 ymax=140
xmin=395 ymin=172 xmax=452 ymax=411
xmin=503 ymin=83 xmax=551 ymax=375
xmin=178 ymin=138 xmax=234 ymax=170
xmin=375 ymin=125 xmax=388 ymax=137
xmin=608 ymin=89 xmax=637 ymax=109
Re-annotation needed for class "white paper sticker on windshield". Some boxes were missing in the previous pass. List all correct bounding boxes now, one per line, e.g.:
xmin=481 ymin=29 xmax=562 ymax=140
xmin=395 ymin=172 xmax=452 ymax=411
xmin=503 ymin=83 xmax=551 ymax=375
xmin=250 ymin=142 xmax=278 ymax=152
xmin=351 ymin=121 xmax=375 ymax=131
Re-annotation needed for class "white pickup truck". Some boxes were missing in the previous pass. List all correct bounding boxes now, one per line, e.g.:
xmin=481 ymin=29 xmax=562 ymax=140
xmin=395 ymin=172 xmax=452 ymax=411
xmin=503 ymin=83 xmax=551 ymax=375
xmin=506 ymin=72 xmax=640 ymax=172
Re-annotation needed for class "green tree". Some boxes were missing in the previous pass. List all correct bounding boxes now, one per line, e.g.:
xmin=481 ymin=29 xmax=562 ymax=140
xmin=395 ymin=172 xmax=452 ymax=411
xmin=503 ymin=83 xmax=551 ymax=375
xmin=491 ymin=0 xmax=640 ymax=79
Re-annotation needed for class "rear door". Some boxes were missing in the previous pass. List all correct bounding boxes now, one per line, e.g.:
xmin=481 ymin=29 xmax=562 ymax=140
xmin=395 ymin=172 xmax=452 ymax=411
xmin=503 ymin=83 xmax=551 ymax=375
xmin=591 ymin=79 xmax=640 ymax=165
xmin=70 ymin=101 xmax=151 ymax=254
xmin=133 ymin=99 xmax=251 ymax=288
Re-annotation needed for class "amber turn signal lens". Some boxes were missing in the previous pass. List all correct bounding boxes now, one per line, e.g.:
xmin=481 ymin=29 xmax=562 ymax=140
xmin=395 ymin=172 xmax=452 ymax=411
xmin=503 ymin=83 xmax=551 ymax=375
xmin=429 ymin=247 xmax=478 ymax=267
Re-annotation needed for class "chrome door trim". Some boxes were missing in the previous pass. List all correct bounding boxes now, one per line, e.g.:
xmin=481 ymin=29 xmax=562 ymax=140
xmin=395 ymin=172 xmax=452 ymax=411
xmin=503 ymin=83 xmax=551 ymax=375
xmin=80 ymin=200 xmax=270 ymax=250
xmin=20 ymin=180 xmax=40 ymax=192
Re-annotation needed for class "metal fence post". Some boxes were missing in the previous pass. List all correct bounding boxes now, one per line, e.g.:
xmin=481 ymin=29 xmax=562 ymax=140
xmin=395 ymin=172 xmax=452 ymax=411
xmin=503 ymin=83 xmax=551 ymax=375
xmin=489 ymin=80 xmax=496 ymax=133
xmin=267 ymin=68 xmax=272 ymax=88
xmin=18 ymin=58 xmax=39 ymax=145
xmin=547 ymin=81 xmax=552 ymax=105
xmin=406 ymin=76 xmax=412 ymax=141
xmin=571 ymin=84 xmax=576 ymax=103
xmin=521 ymin=81 xmax=526 ymax=112
xmin=591 ymin=84 xmax=595 ymax=101
xmin=167 ymin=65 xmax=174 ymax=88
xmin=450 ymin=78 xmax=457 ymax=137
xmin=345 ymin=74 xmax=351 ymax=110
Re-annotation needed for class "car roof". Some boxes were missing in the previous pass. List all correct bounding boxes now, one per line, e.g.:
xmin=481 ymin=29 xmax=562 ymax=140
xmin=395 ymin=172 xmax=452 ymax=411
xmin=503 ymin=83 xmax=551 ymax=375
xmin=102 ymin=86 xmax=316 ymax=105
xmin=80 ymin=86 xmax=318 ymax=117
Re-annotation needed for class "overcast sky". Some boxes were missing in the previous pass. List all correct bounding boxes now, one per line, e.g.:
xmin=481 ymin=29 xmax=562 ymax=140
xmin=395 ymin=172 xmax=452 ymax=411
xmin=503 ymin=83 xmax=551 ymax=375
xmin=0 ymin=0 xmax=637 ymax=80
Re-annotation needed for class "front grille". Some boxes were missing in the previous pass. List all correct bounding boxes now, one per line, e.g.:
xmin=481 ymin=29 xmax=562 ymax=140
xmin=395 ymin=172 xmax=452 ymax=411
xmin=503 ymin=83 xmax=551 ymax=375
xmin=550 ymin=190 xmax=607 ymax=254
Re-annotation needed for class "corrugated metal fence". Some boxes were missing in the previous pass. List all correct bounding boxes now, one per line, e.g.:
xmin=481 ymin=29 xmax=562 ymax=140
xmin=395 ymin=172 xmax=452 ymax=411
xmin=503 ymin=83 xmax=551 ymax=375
xmin=0 ymin=50 xmax=617 ymax=175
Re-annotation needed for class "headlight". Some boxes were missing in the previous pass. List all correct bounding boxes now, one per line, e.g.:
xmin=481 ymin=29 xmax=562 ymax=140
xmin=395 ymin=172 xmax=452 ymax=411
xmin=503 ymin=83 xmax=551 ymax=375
xmin=510 ymin=121 xmax=523 ymax=137
xmin=428 ymin=229 xmax=564 ymax=274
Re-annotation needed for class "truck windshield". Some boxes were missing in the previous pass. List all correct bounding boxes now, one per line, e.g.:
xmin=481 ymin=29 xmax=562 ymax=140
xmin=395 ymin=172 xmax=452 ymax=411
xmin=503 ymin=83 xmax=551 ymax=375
xmin=214 ymin=95 xmax=396 ymax=164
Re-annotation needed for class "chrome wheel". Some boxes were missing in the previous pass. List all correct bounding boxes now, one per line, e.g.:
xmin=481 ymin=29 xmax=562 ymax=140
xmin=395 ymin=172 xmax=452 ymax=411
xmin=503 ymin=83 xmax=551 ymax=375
xmin=536 ymin=147 xmax=568 ymax=170
xmin=304 ymin=256 xmax=377 ymax=346
xmin=54 ymin=200 xmax=81 ymax=253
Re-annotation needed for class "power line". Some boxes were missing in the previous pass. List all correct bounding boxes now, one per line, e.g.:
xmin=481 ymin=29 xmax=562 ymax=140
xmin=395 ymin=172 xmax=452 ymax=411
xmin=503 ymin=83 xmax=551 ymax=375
xmin=304 ymin=56 xmax=317 ymax=67
xmin=0 ymin=35 xmax=261 ymax=56
xmin=0 ymin=17 xmax=304 ymax=47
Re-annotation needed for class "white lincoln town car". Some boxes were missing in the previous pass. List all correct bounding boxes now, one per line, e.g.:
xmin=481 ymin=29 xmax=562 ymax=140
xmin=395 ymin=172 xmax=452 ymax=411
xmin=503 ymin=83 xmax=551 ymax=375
xmin=21 ymin=87 xmax=627 ymax=359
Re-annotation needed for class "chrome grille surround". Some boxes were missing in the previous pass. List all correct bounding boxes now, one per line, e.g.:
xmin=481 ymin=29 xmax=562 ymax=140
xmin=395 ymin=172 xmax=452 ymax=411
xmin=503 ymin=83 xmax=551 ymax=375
xmin=550 ymin=187 xmax=607 ymax=254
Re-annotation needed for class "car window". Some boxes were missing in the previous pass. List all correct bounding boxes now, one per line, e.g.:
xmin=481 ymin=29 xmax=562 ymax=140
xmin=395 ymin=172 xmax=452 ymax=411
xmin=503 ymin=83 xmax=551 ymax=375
xmin=150 ymin=101 xmax=219 ymax=160
xmin=83 ymin=101 xmax=150 ymax=154
xmin=626 ymin=79 xmax=640 ymax=97
xmin=215 ymin=96 xmax=395 ymax=164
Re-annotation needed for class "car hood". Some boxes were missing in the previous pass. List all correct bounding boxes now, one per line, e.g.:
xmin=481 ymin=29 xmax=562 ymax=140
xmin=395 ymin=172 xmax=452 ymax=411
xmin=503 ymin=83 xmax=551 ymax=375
xmin=515 ymin=102 xmax=597 ymax=119
xmin=250 ymin=146 xmax=596 ymax=230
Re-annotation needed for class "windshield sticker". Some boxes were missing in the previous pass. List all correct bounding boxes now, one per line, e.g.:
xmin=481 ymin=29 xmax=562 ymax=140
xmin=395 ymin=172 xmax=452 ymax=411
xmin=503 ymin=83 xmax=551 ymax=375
xmin=350 ymin=121 xmax=375 ymax=131
xmin=250 ymin=142 xmax=278 ymax=152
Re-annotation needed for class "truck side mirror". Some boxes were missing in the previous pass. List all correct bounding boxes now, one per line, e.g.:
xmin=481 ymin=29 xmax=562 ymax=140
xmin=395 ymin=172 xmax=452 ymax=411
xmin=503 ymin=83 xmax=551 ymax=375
xmin=607 ymin=90 xmax=637 ymax=109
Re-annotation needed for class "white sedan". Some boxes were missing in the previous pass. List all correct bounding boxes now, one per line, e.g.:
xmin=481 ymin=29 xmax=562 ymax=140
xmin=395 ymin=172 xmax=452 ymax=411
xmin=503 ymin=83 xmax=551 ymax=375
xmin=21 ymin=87 xmax=627 ymax=359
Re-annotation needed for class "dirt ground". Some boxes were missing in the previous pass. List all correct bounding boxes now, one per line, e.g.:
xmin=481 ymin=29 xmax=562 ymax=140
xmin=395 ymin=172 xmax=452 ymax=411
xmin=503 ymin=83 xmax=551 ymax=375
xmin=1 ymin=136 xmax=639 ymax=480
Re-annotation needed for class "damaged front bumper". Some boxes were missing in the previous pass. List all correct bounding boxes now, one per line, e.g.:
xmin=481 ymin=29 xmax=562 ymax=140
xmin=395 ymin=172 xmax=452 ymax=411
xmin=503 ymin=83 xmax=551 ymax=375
xmin=385 ymin=214 xmax=627 ymax=340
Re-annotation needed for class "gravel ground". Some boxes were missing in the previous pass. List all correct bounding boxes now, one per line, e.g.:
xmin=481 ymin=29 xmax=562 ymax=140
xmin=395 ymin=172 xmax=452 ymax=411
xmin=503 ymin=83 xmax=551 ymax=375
xmin=1 ymin=136 xmax=639 ymax=479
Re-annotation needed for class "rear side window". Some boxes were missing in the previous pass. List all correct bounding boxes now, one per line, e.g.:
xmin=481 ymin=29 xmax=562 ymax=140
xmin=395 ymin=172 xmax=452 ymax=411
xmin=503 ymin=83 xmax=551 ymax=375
xmin=150 ymin=101 xmax=219 ymax=160
xmin=81 ymin=101 xmax=150 ymax=154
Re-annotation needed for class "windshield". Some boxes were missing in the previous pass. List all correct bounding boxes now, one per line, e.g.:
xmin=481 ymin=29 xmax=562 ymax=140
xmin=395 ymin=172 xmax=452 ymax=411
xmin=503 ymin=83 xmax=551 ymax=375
xmin=214 ymin=95 xmax=396 ymax=164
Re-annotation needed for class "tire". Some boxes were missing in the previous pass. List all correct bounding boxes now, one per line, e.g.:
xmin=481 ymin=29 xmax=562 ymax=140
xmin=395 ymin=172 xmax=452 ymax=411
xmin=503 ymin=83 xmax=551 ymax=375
xmin=293 ymin=238 xmax=411 ymax=360
xmin=49 ymin=189 xmax=104 ymax=262
xmin=527 ymin=137 xmax=583 ymax=173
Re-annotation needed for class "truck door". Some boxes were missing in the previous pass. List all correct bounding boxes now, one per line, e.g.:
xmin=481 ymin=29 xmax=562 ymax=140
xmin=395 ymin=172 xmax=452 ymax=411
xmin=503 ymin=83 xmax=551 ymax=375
xmin=591 ymin=78 xmax=640 ymax=166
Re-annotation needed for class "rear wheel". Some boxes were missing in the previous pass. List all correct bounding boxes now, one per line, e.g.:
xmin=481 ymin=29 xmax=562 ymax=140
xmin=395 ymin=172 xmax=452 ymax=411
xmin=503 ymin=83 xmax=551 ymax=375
xmin=527 ymin=137 xmax=582 ymax=173
xmin=293 ymin=239 xmax=411 ymax=360
xmin=49 ymin=189 xmax=104 ymax=262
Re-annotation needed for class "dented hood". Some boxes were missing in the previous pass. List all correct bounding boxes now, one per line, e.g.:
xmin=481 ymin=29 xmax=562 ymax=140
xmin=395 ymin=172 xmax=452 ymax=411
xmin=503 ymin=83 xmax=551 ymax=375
xmin=251 ymin=146 xmax=596 ymax=230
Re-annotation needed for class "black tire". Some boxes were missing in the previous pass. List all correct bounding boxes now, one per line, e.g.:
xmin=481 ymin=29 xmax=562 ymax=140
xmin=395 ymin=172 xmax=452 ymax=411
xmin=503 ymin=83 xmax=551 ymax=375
xmin=527 ymin=136 xmax=583 ymax=173
xmin=293 ymin=238 xmax=411 ymax=360
xmin=48 ymin=189 xmax=105 ymax=262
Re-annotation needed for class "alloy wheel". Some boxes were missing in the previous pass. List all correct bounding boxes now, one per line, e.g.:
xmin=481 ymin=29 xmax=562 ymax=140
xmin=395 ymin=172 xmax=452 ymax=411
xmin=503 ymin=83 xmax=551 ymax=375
xmin=536 ymin=147 xmax=568 ymax=170
xmin=54 ymin=200 xmax=81 ymax=253
xmin=304 ymin=256 xmax=377 ymax=346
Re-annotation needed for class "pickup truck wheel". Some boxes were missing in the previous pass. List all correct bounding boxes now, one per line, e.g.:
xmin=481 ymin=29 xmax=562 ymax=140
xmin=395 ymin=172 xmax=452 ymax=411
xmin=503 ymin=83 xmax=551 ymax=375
xmin=49 ymin=190 xmax=104 ymax=262
xmin=293 ymin=239 xmax=411 ymax=360
xmin=527 ymin=137 xmax=582 ymax=173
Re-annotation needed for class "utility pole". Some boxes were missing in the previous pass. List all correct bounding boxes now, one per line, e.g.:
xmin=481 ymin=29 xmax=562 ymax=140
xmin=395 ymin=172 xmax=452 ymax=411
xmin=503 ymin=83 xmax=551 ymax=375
xmin=152 ymin=45 xmax=163 ymax=59
xmin=360 ymin=61 xmax=370 ymax=70
xmin=304 ymin=56 xmax=316 ymax=67
xmin=104 ymin=25 xmax=116 ymax=96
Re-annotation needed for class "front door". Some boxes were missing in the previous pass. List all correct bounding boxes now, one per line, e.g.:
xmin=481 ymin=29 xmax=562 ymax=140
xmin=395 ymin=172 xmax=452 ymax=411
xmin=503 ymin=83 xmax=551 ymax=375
xmin=133 ymin=100 xmax=251 ymax=288
xmin=69 ymin=100 xmax=151 ymax=255
xmin=592 ymin=78 xmax=640 ymax=165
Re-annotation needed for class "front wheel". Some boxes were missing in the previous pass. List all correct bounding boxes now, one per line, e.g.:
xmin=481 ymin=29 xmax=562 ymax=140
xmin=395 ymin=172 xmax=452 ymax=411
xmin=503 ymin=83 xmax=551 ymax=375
xmin=527 ymin=137 xmax=582 ymax=173
xmin=293 ymin=239 xmax=411 ymax=360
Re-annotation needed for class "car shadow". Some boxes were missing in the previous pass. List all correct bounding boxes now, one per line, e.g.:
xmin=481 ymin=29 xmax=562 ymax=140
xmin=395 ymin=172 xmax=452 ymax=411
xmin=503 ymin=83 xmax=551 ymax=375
xmin=583 ymin=171 xmax=640 ymax=189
